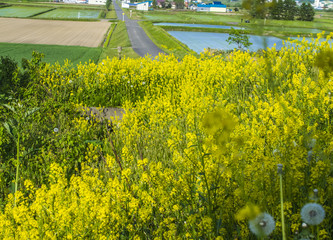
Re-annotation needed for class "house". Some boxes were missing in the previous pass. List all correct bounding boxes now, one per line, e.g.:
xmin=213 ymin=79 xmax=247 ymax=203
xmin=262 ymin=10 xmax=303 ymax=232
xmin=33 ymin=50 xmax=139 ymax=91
xmin=63 ymin=0 xmax=77 ymax=4
xmin=197 ymin=1 xmax=227 ymax=12
xmin=136 ymin=1 xmax=152 ymax=10
xmin=122 ymin=0 xmax=138 ymax=8
xmin=88 ymin=0 xmax=106 ymax=4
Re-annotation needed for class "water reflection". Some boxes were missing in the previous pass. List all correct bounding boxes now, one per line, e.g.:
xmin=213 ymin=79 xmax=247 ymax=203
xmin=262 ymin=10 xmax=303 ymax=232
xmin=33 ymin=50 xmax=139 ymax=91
xmin=168 ymin=31 xmax=284 ymax=53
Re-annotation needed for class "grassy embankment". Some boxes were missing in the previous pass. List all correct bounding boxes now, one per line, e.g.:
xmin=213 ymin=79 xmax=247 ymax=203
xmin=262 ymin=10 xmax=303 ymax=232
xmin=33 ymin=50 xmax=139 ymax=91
xmin=134 ymin=9 xmax=333 ymax=38
xmin=138 ymin=21 xmax=197 ymax=59
xmin=100 ymin=21 xmax=140 ymax=60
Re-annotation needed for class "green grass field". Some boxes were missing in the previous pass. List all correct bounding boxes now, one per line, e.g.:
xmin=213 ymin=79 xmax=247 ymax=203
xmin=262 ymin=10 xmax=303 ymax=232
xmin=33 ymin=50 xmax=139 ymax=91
xmin=0 ymin=43 xmax=102 ymax=67
xmin=141 ymin=11 xmax=242 ymax=24
xmin=34 ymin=8 xmax=101 ymax=19
xmin=0 ymin=5 xmax=52 ymax=17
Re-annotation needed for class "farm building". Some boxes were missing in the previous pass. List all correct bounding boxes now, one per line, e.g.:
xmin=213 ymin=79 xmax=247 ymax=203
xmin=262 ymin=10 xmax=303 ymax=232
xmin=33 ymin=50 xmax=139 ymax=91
xmin=122 ymin=1 xmax=137 ymax=8
xmin=121 ymin=0 xmax=152 ymax=10
xmin=136 ymin=1 xmax=152 ymax=10
xmin=88 ymin=0 xmax=106 ymax=4
xmin=197 ymin=1 xmax=227 ymax=12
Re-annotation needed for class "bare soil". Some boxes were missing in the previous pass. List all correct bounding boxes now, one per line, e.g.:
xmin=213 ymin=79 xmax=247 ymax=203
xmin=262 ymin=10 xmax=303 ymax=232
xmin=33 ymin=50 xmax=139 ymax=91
xmin=0 ymin=18 xmax=111 ymax=47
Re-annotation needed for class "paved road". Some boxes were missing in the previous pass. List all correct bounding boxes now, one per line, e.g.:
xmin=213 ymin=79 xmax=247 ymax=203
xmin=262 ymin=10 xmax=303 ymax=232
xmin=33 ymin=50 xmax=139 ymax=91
xmin=113 ymin=2 xmax=165 ymax=58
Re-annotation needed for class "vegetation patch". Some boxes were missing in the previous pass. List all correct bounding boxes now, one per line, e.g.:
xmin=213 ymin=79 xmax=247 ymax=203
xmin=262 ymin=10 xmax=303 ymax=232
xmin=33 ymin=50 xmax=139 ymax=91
xmin=34 ymin=8 xmax=101 ymax=19
xmin=139 ymin=21 xmax=196 ymax=59
xmin=0 ymin=42 xmax=101 ymax=66
xmin=0 ymin=5 xmax=52 ymax=17
xmin=0 ymin=35 xmax=332 ymax=239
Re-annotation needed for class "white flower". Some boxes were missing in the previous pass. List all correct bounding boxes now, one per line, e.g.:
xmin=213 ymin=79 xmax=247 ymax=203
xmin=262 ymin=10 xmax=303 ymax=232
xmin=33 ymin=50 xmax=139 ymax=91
xmin=130 ymin=85 xmax=133 ymax=88
xmin=249 ymin=213 xmax=275 ymax=238
xmin=142 ymin=81 xmax=146 ymax=85
xmin=69 ymin=80 xmax=73 ymax=84
xmin=54 ymin=128 xmax=59 ymax=133
xmin=301 ymin=203 xmax=325 ymax=225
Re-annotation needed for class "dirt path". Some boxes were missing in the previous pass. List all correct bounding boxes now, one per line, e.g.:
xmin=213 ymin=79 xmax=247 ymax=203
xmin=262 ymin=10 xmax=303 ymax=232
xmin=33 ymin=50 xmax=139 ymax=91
xmin=0 ymin=18 xmax=111 ymax=47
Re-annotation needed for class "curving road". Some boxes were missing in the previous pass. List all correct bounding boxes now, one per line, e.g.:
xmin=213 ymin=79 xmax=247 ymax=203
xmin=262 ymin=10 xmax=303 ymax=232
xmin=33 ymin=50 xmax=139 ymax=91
xmin=113 ymin=1 xmax=165 ymax=58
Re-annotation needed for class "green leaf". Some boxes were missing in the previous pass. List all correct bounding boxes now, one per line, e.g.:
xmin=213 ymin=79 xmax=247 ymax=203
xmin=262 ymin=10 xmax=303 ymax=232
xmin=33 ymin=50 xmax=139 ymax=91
xmin=2 ymin=104 xmax=16 ymax=114
xmin=84 ymin=140 xmax=104 ymax=146
xmin=24 ymin=107 xmax=40 ymax=118
xmin=2 ymin=122 xmax=14 ymax=139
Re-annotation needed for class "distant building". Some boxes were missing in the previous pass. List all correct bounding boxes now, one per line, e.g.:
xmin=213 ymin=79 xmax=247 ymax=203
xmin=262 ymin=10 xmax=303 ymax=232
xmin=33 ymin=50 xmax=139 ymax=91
xmin=88 ymin=0 xmax=105 ymax=4
xmin=136 ymin=1 xmax=152 ymax=10
xmin=197 ymin=1 xmax=227 ymax=12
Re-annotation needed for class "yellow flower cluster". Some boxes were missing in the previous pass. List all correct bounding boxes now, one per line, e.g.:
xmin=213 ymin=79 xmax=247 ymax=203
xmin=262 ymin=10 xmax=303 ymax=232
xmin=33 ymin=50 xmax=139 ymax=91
xmin=1 ymin=33 xmax=333 ymax=239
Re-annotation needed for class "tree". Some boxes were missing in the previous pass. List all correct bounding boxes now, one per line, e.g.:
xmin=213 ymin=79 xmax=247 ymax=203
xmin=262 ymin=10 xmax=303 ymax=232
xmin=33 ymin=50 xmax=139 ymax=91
xmin=227 ymin=28 xmax=253 ymax=50
xmin=282 ymin=0 xmax=297 ymax=20
xmin=269 ymin=0 xmax=283 ymax=19
xmin=243 ymin=0 xmax=268 ymax=19
xmin=174 ymin=0 xmax=184 ymax=9
xmin=298 ymin=2 xmax=315 ymax=21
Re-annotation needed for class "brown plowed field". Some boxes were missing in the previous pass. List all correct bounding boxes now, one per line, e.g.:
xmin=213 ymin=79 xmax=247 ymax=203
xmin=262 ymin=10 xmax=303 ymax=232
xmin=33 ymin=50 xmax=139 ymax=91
xmin=0 ymin=18 xmax=111 ymax=47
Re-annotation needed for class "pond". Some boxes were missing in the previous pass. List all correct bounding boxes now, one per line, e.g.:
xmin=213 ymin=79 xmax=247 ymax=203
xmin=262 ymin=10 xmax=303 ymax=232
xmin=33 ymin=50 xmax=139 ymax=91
xmin=168 ymin=31 xmax=285 ymax=53
xmin=169 ymin=31 xmax=332 ymax=53
xmin=154 ymin=23 xmax=244 ymax=30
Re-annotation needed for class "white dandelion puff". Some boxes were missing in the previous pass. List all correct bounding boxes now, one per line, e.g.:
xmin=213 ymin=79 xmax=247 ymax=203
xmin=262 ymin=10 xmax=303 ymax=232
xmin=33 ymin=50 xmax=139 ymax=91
xmin=54 ymin=128 xmax=59 ymax=133
xmin=277 ymin=164 xmax=283 ymax=174
xmin=301 ymin=203 xmax=325 ymax=225
xmin=249 ymin=212 xmax=275 ymax=238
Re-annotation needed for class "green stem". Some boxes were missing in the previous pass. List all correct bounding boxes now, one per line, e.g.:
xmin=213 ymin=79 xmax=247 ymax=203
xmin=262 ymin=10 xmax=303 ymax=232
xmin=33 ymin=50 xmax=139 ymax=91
xmin=317 ymin=225 xmax=320 ymax=240
xmin=279 ymin=173 xmax=286 ymax=240
xmin=14 ymin=134 xmax=20 ymax=207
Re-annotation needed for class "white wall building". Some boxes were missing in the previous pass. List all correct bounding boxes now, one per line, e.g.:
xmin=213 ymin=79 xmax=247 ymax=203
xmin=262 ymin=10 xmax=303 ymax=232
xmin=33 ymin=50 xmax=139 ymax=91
xmin=88 ymin=0 xmax=106 ymax=5
xmin=197 ymin=2 xmax=227 ymax=12
xmin=136 ymin=1 xmax=152 ymax=11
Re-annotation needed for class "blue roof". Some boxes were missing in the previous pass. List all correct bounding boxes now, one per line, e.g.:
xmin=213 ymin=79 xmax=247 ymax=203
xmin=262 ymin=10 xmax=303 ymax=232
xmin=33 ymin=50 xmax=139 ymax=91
xmin=137 ymin=1 xmax=152 ymax=4
xmin=197 ymin=3 xmax=226 ymax=7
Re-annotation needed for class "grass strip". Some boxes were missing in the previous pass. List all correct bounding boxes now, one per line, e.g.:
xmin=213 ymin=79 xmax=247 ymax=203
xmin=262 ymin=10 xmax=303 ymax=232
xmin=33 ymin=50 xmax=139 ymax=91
xmin=138 ymin=21 xmax=197 ymax=59
xmin=28 ymin=7 xmax=55 ymax=17
xmin=99 ymin=21 xmax=139 ymax=60
xmin=109 ymin=21 xmax=131 ymax=48
xmin=103 ymin=24 xmax=116 ymax=48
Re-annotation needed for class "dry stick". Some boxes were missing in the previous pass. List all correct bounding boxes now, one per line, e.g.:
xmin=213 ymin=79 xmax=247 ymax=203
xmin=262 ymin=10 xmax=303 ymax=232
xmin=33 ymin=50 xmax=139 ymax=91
xmin=106 ymin=124 xmax=131 ymax=191
xmin=278 ymin=164 xmax=286 ymax=240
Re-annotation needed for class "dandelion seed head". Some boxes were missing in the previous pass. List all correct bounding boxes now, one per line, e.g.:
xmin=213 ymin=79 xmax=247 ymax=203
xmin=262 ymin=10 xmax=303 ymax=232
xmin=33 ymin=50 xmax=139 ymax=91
xmin=277 ymin=164 xmax=283 ymax=174
xmin=54 ymin=128 xmax=59 ymax=133
xmin=249 ymin=212 xmax=275 ymax=238
xmin=69 ymin=80 xmax=73 ymax=84
xmin=302 ymin=222 xmax=308 ymax=228
xmin=301 ymin=203 xmax=325 ymax=225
